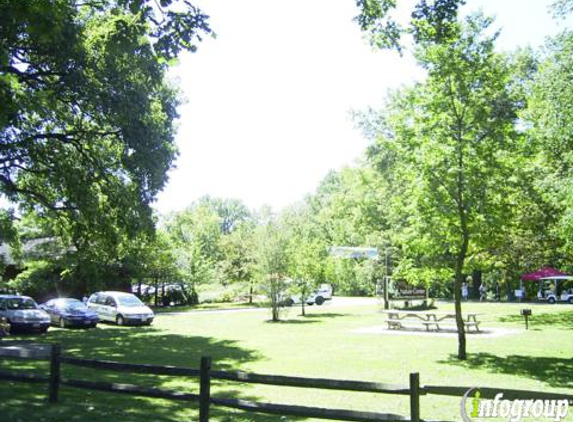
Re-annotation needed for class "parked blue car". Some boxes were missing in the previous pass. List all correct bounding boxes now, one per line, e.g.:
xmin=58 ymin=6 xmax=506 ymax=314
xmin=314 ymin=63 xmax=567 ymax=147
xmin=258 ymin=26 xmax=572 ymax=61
xmin=40 ymin=298 xmax=99 ymax=328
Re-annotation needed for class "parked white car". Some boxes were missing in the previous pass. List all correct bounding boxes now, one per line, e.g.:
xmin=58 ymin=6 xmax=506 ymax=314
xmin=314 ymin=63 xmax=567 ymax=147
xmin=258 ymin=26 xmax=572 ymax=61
xmin=285 ymin=284 xmax=333 ymax=306
xmin=87 ymin=291 xmax=154 ymax=325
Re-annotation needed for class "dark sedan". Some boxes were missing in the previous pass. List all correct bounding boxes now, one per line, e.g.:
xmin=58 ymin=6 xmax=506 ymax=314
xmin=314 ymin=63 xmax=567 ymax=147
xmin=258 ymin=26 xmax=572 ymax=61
xmin=40 ymin=298 xmax=99 ymax=328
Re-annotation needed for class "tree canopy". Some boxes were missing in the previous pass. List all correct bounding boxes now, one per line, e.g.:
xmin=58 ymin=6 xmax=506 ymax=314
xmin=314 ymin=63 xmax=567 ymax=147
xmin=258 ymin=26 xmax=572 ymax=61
xmin=0 ymin=0 xmax=210 ymax=243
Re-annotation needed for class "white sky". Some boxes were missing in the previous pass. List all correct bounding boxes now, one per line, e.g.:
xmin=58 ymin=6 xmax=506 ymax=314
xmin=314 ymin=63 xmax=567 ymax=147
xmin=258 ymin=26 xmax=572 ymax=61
xmin=153 ymin=0 xmax=570 ymax=215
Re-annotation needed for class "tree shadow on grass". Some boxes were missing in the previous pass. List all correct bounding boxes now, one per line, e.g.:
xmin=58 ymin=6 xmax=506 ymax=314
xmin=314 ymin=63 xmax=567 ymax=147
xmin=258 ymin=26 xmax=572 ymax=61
xmin=1 ymin=326 xmax=273 ymax=421
xmin=210 ymin=389 xmax=307 ymax=422
xmin=265 ymin=312 xmax=347 ymax=324
xmin=303 ymin=312 xmax=346 ymax=319
xmin=264 ymin=319 xmax=319 ymax=325
xmin=39 ymin=326 xmax=261 ymax=370
xmin=1 ymin=382 xmax=303 ymax=422
xmin=1 ymin=327 xmax=317 ymax=421
xmin=498 ymin=311 xmax=573 ymax=330
xmin=440 ymin=353 xmax=573 ymax=389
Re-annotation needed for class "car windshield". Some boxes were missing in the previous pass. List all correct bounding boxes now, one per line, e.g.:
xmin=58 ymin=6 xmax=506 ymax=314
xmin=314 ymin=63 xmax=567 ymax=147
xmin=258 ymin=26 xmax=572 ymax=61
xmin=116 ymin=295 xmax=144 ymax=307
xmin=6 ymin=298 xmax=37 ymax=310
xmin=62 ymin=301 xmax=87 ymax=311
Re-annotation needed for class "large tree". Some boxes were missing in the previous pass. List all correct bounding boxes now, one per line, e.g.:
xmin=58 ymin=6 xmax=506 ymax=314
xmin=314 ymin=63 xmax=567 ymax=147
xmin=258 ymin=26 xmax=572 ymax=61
xmin=0 ymin=0 xmax=210 ymax=265
xmin=364 ymin=14 xmax=523 ymax=359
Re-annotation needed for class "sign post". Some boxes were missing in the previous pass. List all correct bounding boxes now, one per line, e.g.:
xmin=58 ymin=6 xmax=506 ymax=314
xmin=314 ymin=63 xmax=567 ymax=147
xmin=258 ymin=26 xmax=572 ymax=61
xmin=383 ymin=276 xmax=389 ymax=310
xmin=521 ymin=309 xmax=532 ymax=330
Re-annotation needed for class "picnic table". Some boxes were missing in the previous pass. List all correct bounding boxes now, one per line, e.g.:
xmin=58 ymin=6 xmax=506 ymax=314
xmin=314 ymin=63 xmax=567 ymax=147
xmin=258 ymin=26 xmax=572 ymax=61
xmin=381 ymin=310 xmax=481 ymax=332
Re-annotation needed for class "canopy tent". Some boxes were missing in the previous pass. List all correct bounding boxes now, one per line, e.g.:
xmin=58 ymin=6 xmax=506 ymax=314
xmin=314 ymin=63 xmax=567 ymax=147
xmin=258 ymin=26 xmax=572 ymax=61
xmin=521 ymin=267 xmax=569 ymax=281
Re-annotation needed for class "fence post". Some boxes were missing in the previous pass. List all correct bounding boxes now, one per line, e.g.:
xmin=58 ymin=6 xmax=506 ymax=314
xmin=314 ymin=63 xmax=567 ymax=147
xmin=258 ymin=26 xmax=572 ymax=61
xmin=409 ymin=372 xmax=420 ymax=422
xmin=199 ymin=356 xmax=211 ymax=422
xmin=49 ymin=343 xmax=61 ymax=403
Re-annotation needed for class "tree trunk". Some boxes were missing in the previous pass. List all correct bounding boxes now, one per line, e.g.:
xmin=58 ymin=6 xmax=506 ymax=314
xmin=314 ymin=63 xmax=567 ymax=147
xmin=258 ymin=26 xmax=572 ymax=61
xmin=154 ymin=278 xmax=159 ymax=308
xmin=454 ymin=206 xmax=470 ymax=360
xmin=455 ymin=129 xmax=469 ymax=360
xmin=454 ymin=125 xmax=470 ymax=360
xmin=471 ymin=271 xmax=481 ymax=300
xmin=271 ymin=276 xmax=280 ymax=322
xmin=249 ymin=284 xmax=253 ymax=304
xmin=454 ymin=250 xmax=467 ymax=360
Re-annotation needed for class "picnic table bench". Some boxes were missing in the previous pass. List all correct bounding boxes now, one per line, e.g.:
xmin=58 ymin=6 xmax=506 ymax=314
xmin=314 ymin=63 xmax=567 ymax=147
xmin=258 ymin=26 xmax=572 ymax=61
xmin=381 ymin=310 xmax=481 ymax=332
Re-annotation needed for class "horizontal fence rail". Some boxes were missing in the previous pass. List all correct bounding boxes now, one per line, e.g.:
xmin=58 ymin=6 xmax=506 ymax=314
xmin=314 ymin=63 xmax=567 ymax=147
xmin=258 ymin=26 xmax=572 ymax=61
xmin=2 ymin=342 xmax=572 ymax=422
xmin=61 ymin=377 xmax=200 ymax=402
xmin=211 ymin=397 xmax=410 ymax=422
xmin=211 ymin=369 xmax=412 ymax=394
xmin=422 ymin=385 xmax=573 ymax=402
xmin=60 ymin=356 xmax=201 ymax=377
xmin=0 ymin=343 xmax=52 ymax=360
xmin=0 ymin=368 xmax=49 ymax=383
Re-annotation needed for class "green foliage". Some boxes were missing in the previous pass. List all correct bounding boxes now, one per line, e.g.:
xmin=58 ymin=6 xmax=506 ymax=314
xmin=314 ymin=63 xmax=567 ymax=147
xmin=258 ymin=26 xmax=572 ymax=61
xmin=0 ymin=209 xmax=19 ymax=273
xmin=354 ymin=0 xmax=465 ymax=53
xmin=361 ymin=13 xmax=526 ymax=359
xmin=0 ymin=0 xmax=210 ymax=293
xmin=9 ymin=260 xmax=61 ymax=300
xmin=366 ymin=14 xmax=522 ymax=272
xmin=301 ymin=166 xmax=389 ymax=296
xmin=411 ymin=0 xmax=465 ymax=44
xmin=354 ymin=0 xmax=403 ymax=52
xmin=160 ymin=197 xmax=257 ymax=303
xmin=254 ymin=217 xmax=290 ymax=321
xmin=527 ymin=32 xmax=573 ymax=258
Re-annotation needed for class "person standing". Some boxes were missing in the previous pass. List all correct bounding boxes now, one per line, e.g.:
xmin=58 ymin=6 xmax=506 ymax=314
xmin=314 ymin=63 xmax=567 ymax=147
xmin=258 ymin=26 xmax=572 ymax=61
xmin=479 ymin=282 xmax=487 ymax=302
xmin=462 ymin=282 xmax=469 ymax=301
xmin=0 ymin=317 xmax=10 ymax=340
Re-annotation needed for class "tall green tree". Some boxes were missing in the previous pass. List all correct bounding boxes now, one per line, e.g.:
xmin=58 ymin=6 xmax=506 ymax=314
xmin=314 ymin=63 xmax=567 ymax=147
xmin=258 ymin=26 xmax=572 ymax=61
xmin=527 ymin=31 xmax=573 ymax=262
xmin=364 ymin=14 xmax=523 ymax=359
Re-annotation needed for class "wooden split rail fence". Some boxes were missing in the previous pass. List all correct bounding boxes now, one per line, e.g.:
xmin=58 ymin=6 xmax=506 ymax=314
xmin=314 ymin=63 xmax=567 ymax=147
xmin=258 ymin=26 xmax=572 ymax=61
xmin=1 ymin=343 xmax=572 ymax=422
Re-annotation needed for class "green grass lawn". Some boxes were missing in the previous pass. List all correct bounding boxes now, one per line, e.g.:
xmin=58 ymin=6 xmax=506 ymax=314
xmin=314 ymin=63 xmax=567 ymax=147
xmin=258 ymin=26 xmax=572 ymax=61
xmin=1 ymin=299 xmax=572 ymax=421
xmin=152 ymin=300 xmax=266 ymax=314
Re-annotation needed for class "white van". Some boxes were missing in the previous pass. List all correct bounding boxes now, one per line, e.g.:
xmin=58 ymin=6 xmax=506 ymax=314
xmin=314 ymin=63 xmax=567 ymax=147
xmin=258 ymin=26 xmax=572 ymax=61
xmin=87 ymin=291 xmax=154 ymax=325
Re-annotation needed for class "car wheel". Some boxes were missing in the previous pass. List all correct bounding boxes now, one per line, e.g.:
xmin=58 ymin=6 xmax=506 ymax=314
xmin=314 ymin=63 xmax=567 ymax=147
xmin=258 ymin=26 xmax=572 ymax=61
xmin=40 ymin=327 xmax=48 ymax=334
xmin=116 ymin=315 xmax=125 ymax=326
xmin=59 ymin=318 xmax=66 ymax=329
xmin=315 ymin=296 xmax=325 ymax=306
xmin=548 ymin=297 xmax=556 ymax=304
xmin=568 ymin=297 xmax=573 ymax=304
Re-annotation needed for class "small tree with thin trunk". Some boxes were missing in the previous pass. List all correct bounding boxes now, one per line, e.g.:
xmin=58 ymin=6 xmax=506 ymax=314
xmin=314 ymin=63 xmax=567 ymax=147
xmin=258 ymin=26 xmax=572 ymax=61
xmin=364 ymin=14 xmax=521 ymax=359
xmin=255 ymin=219 xmax=289 ymax=322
